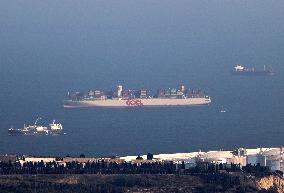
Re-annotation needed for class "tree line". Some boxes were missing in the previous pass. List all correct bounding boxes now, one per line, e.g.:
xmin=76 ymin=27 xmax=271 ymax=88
xmin=0 ymin=159 xmax=274 ymax=176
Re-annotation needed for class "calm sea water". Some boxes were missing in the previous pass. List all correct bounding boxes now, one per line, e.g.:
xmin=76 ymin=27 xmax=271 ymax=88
xmin=0 ymin=1 xmax=283 ymax=156
xmin=0 ymin=69 xmax=283 ymax=156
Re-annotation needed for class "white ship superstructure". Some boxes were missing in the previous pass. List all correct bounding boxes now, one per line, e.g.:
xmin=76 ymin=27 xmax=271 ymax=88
xmin=234 ymin=64 xmax=245 ymax=72
xmin=49 ymin=120 xmax=63 ymax=135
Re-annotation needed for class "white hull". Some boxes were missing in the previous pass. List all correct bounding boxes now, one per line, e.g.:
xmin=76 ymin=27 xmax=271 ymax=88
xmin=63 ymin=98 xmax=211 ymax=108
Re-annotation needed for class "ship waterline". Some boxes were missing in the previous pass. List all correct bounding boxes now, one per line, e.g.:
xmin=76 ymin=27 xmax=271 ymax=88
xmin=63 ymin=97 xmax=211 ymax=108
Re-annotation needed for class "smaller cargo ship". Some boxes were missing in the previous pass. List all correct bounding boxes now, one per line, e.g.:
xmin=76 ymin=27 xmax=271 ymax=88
xmin=232 ymin=64 xmax=275 ymax=76
xmin=8 ymin=118 xmax=64 ymax=136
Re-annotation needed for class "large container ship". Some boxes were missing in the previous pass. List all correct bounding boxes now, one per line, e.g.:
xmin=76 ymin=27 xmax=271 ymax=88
xmin=63 ymin=85 xmax=211 ymax=108
xmin=232 ymin=64 xmax=275 ymax=76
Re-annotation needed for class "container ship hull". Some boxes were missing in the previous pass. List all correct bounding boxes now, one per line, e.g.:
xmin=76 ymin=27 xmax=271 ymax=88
xmin=63 ymin=98 xmax=211 ymax=108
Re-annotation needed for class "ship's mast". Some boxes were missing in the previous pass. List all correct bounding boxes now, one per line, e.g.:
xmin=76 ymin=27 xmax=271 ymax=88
xmin=34 ymin=117 xmax=41 ymax=126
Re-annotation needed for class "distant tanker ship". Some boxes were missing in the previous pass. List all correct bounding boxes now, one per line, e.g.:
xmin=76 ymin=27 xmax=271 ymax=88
xmin=63 ymin=85 xmax=211 ymax=108
xmin=232 ymin=64 xmax=275 ymax=76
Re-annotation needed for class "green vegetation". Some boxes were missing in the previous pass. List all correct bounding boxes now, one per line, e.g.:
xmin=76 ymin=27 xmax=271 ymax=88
xmin=0 ymin=160 xmax=280 ymax=192
xmin=0 ymin=173 xmax=279 ymax=193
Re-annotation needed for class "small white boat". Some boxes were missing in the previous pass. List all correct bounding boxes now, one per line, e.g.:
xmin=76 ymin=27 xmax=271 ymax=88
xmin=220 ymin=106 xmax=226 ymax=113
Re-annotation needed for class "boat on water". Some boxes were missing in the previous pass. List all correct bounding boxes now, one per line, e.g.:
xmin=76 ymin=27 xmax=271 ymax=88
xmin=220 ymin=106 xmax=226 ymax=113
xmin=232 ymin=64 xmax=275 ymax=76
xmin=63 ymin=84 xmax=211 ymax=108
xmin=8 ymin=118 xmax=64 ymax=136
